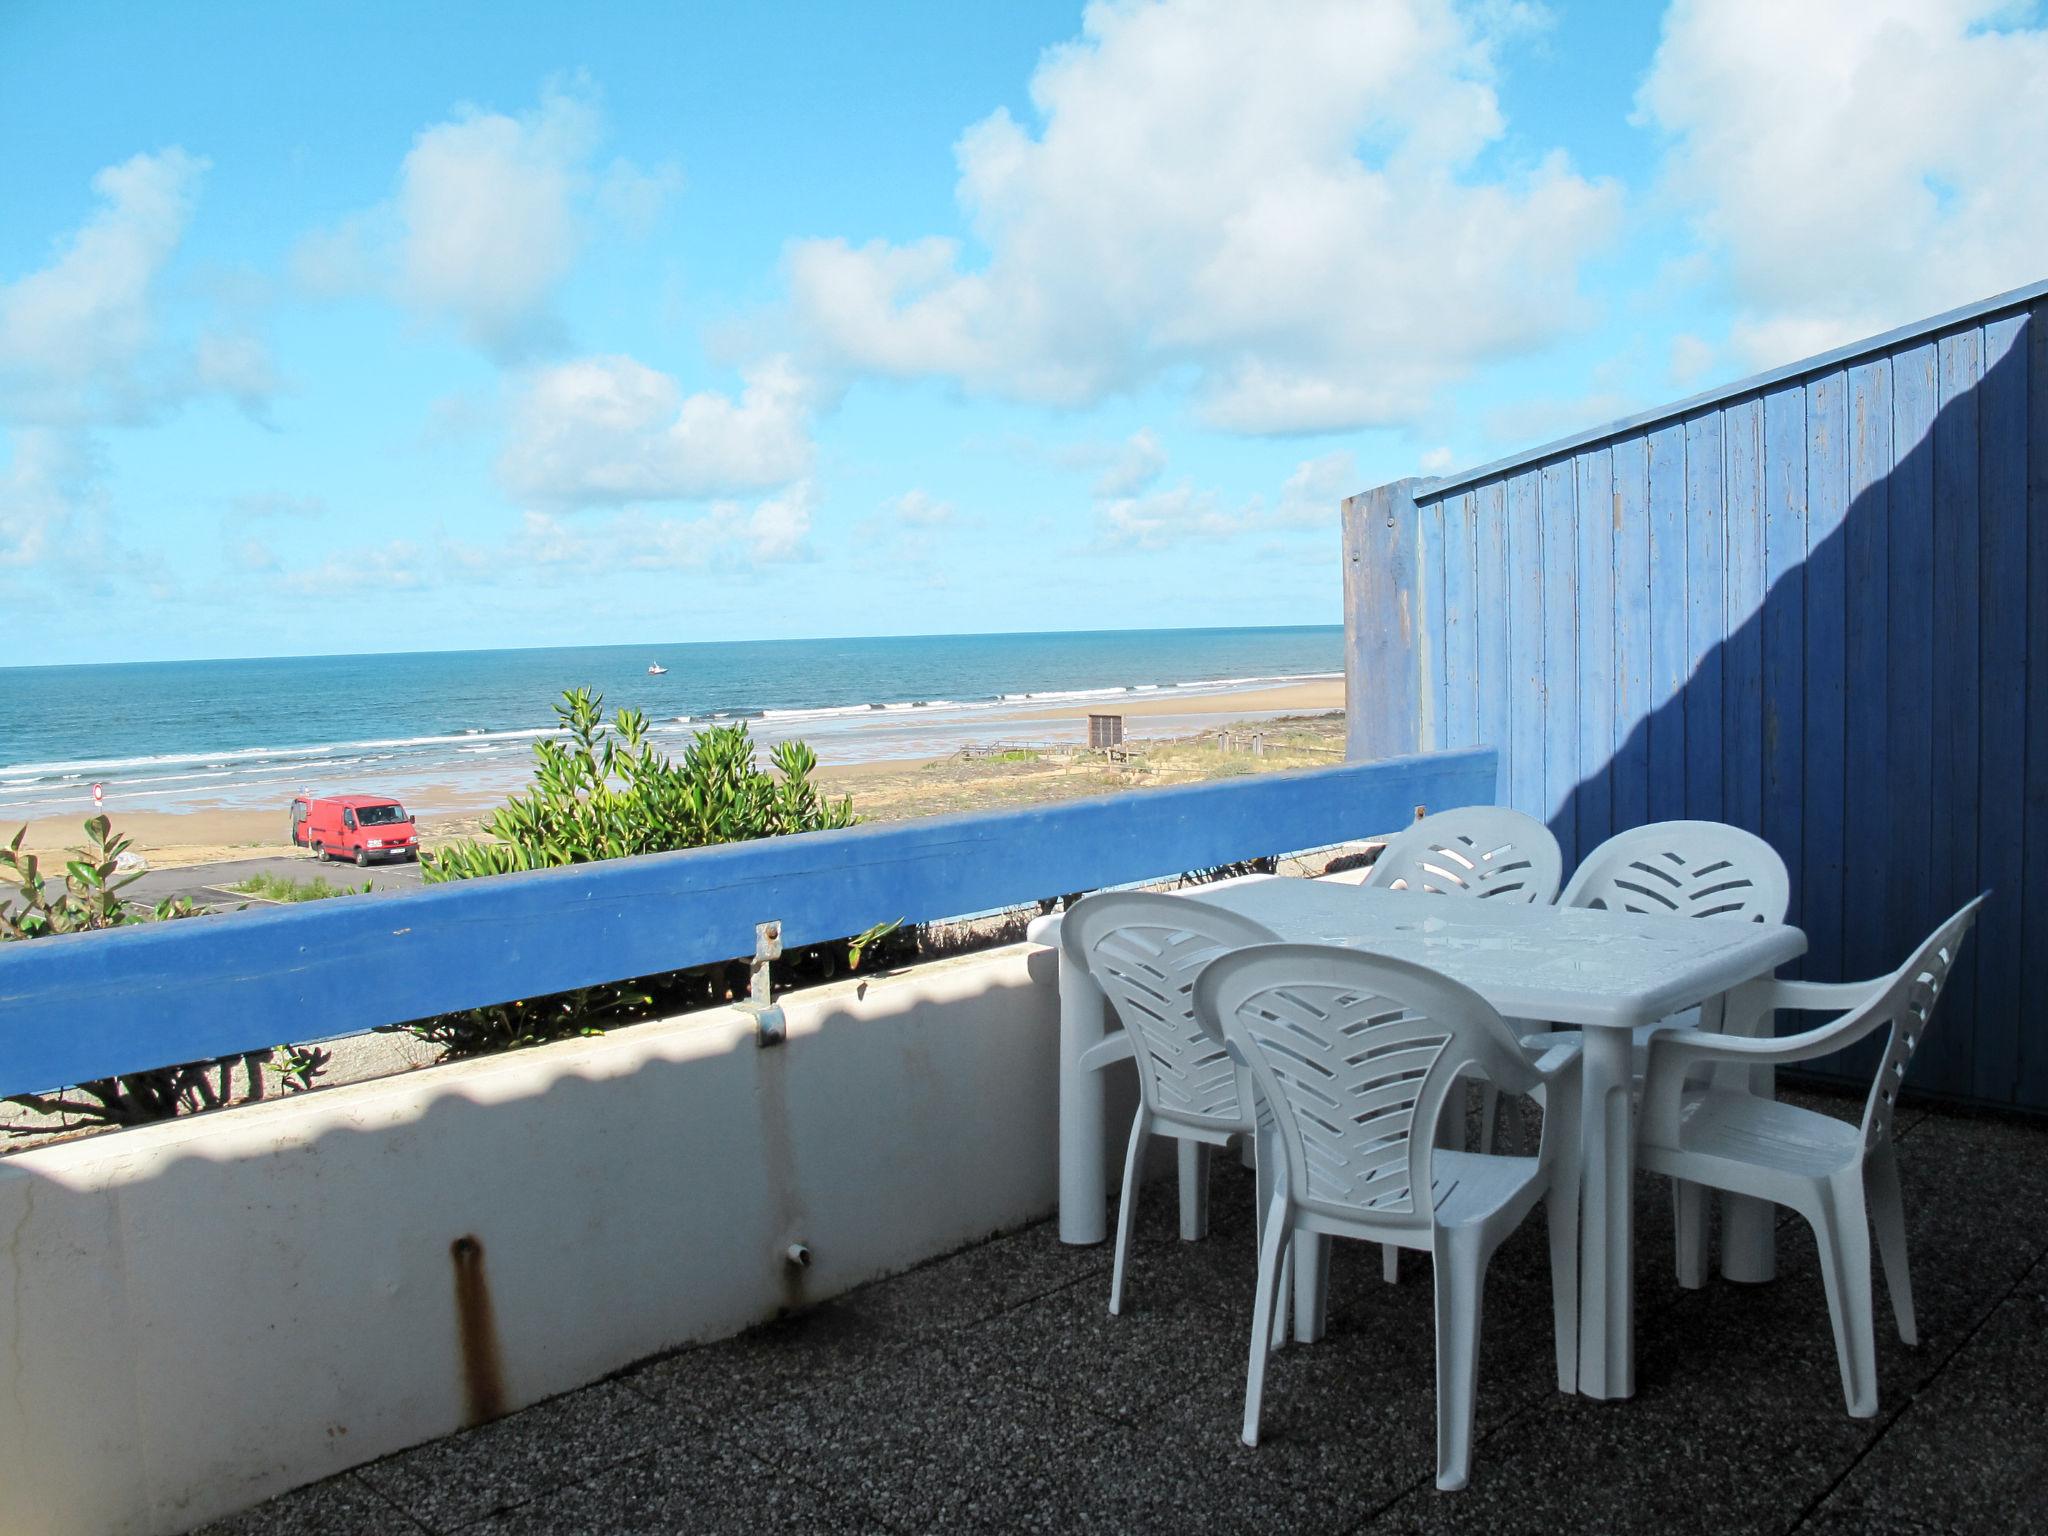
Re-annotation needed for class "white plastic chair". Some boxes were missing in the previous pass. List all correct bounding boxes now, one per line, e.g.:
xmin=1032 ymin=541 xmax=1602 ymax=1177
xmin=1636 ymin=895 xmax=1985 ymax=1418
xmin=1365 ymin=805 xmax=1564 ymax=903
xmin=1368 ymin=807 xmax=1562 ymax=1159
xmin=1194 ymin=944 xmax=1581 ymax=1491
xmin=1061 ymin=891 xmax=1282 ymax=1316
xmin=1507 ymin=821 xmax=1792 ymax=1150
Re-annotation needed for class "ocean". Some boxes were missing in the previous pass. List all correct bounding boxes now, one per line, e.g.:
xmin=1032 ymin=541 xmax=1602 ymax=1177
xmin=0 ymin=626 xmax=1343 ymax=820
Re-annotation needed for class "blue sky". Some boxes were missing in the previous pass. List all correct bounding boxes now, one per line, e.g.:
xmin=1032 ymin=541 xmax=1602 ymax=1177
xmin=3 ymin=0 xmax=2044 ymax=665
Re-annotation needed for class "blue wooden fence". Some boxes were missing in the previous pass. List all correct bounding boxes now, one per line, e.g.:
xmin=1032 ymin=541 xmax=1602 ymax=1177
xmin=0 ymin=750 xmax=1496 ymax=1099
xmin=1345 ymin=278 xmax=2048 ymax=1112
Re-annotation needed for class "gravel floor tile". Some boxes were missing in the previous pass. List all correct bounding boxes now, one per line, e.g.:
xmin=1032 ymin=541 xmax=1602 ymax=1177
xmin=356 ymin=1382 xmax=664 ymax=1531
xmin=469 ymin=1437 xmax=884 ymax=1535
xmin=192 ymin=1474 xmax=422 ymax=1535
xmin=733 ymin=1335 xmax=1106 ymax=1533
xmin=621 ymin=1299 xmax=901 ymax=1418
xmin=836 ymin=1219 xmax=1109 ymax=1342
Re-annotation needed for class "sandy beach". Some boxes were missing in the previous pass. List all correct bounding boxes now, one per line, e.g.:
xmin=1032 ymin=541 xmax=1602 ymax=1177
xmin=9 ymin=679 xmax=1345 ymax=869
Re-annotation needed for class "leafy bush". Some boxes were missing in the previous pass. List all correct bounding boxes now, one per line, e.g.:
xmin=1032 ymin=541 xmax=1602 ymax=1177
xmin=1 ymin=816 xmax=329 ymax=1130
xmin=402 ymin=689 xmax=903 ymax=1058
xmin=229 ymin=872 xmax=370 ymax=902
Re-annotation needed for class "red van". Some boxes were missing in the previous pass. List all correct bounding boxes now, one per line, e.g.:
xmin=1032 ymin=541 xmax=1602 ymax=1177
xmin=289 ymin=795 xmax=419 ymax=866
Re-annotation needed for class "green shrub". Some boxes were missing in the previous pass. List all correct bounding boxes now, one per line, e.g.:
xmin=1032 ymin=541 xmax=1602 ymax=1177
xmin=1 ymin=816 xmax=329 ymax=1129
xmin=402 ymin=688 xmax=904 ymax=1059
xmin=229 ymin=872 xmax=370 ymax=902
xmin=424 ymin=689 xmax=854 ymax=880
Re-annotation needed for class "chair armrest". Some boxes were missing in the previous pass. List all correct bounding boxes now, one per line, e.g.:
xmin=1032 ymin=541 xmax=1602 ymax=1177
xmin=1529 ymin=1038 xmax=1582 ymax=1080
xmin=1639 ymin=1003 xmax=1879 ymax=1145
xmin=1766 ymin=977 xmax=1885 ymax=1015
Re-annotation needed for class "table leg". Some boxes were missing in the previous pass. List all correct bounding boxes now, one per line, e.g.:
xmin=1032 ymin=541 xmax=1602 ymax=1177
xmin=1179 ymin=1142 xmax=1211 ymax=1240
xmin=1577 ymin=1026 xmax=1635 ymax=1399
xmin=1717 ymin=976 xmax=1779 ymax=1284
xmin=1058 ymin=945 xmax=1111 ymax=1245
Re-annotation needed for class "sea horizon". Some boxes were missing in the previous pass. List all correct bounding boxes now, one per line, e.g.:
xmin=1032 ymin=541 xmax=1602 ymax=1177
xmin=0 ymin=624 xmax=1343 ymax=820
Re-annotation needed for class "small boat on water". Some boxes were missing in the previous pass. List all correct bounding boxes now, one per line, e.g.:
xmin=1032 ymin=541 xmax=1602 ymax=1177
xmin=647 ymin=663 xmax=668 ymax=675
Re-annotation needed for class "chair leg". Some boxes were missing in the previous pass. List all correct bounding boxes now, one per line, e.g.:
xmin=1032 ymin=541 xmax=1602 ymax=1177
xmin=1254 ymin=1116 xmax=1290 ymax=1348
xmin=1293 ymin=1232 xmax=1331 ymax=1343
xmin=1809 ymin=1173 xmax=1880 ymax=1418
xmin=1383 ymin=1244 xmax=1400 ymax=1284
xmin=1109 ymin=1107 xmax=1148 ymax=1317
xmin=1243 ymin=1195 xmax=1292 ymax=1447
xmin=1432 ymin=1227 xmax=1488 ymax=1492
xmin=1866 ymin=1147 xmax=1918 ymax=1346
xmin=1476 ymin=1082 xmax=1500 ymax=1154
xmin=1673 ymin=1180 xmax=1710 ymax=1290
xmin=1547 ymin=1167 xmax=1580 ymax=1395
xmin=1179 ymin=1140 xmax=1211 ymax=1240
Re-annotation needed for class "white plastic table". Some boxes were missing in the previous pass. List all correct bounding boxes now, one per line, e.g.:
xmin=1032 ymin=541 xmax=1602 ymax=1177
xmin=1035 ymin=876 xmax=1807 ymax=1401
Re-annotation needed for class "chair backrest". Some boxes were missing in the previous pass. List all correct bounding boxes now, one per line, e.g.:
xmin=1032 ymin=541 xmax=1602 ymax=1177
xmin=1364 ymin=806 xmax=1562 ymax=904
xmin=1852 ymin=896 xmax=1986 ymax=1151
xmin=1192 ymin=944 xmax=1539 ymax=1231
xmin=1061 ymin=891 xmax=1279 ymax=1134
xmin=1561 ymin=820 xmax=1790 ymax=924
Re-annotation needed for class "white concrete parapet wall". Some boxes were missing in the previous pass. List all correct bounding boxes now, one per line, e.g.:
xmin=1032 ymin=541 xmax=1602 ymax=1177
xmin=0 ymin=941 xmax=1128 ymax=1536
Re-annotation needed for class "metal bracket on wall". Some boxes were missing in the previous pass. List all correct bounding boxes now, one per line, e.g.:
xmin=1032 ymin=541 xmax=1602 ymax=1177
xmin=741 ymin=920 xmax=786 ymax=1046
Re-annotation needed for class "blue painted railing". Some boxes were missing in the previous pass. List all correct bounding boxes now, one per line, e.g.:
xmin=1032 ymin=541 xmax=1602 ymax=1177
xmin=0 ymin=750 xmax=1497 ymax=1099
xmin=1344 ymin=277 xmax=2048 ymax=1112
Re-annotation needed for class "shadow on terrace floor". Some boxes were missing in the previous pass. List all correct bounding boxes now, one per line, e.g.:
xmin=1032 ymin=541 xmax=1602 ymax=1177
xmin=206 ymin=1088 xmax=2048 ymax=1535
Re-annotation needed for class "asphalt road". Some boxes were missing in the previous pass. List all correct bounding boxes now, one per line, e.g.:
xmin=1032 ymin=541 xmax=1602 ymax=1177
xmin=125 ymin=851 xmax=427 ymax=911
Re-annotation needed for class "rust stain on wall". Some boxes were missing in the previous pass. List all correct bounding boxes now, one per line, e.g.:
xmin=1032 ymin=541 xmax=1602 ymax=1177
xmin=449 ymin=1234 xmax=506 ymax=1426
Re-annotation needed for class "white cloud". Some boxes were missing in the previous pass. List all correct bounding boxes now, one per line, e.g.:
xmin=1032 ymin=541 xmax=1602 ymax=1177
xmin=0 ymin=428 xmax=92 ymax=568
xmin=888 ymin=489 xmax=956 ymax=527
xmin=1094 ymin=444 xmax=1356 ymax=548
xmin=278 ymin=540 xmax=431 ymax=594
xmin=229 ymin=491 xmax=328 ymax=520
xmin=1668 ymin=332 xmax=1718 ymax=389
xmin=1271 ymin=449 xmax=1356 ymax=527
xmin=1092 ymin=429 xmax=1167 ymax=498
xmin=193 ymin=331 xmax=281 ymax=416
xmin=294 ymin=85 xmax=675 ymax=358
xmin=787 ymin=0 xmax=1617 ymax=434
xmin=498 ymin=353 xmax=816 ymax=506
xmin=1639 ymin=0 xmax=2048 ymax=369
xmin=0 ymin=148 xmax=214 ymax=426
xmin=458 ymin=486 xmax=816 ymax=579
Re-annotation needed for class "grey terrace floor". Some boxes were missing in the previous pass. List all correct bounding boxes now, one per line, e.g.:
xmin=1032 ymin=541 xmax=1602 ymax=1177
xmin=208 ymin=1087 xmax=2048 ymax=1535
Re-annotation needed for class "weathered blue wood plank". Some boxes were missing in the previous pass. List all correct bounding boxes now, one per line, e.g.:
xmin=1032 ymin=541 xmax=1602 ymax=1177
xmin=1575 ymin=446 xmax=1615 ymax=852
xmin=1647 ymin=421 xmax=1690 ymax=824
xmin=1419 ymin=494 xmax=1446 ymax=750
xmin=1541 ymin=458 xmax=1580 ymax=863
xmin=1887 ymin=343 xmax=1939 ymax=997
xmin=1803 ymin=371 xmax=1849 ymax=984
xmin=1344 ymin=481 xmax=1424 ymax=760
xmin=1441 ymin=490 xmax=1479 ymax=748
xmin=1611 ymin=435 xmax=1651 ymax=830
xmin=2024 ymin=301 xmax=2048 ymax=1111
xmin=1973 ymin=313 xmax=2028 ymax=1104
xmin=1926 ymin=327 xmax=1984 ymax=1098
xmin=1762 ymin=383 xmax=1808 ymax=938
xmin=0 ymin=751 xmax=1501 ymax=1097
xmin=1842 ymin=359 xmax=1892 ymax=994
xmin=1723 ymin=396 xmax=1767 ymax=838
xmin=1684 ymin=410 xmax=1725 ymax=820
xmin=1474 ymin=480 xmax=1510 ymax=775
xmin=1507 ymin=470 xmax=1547 ymax=823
